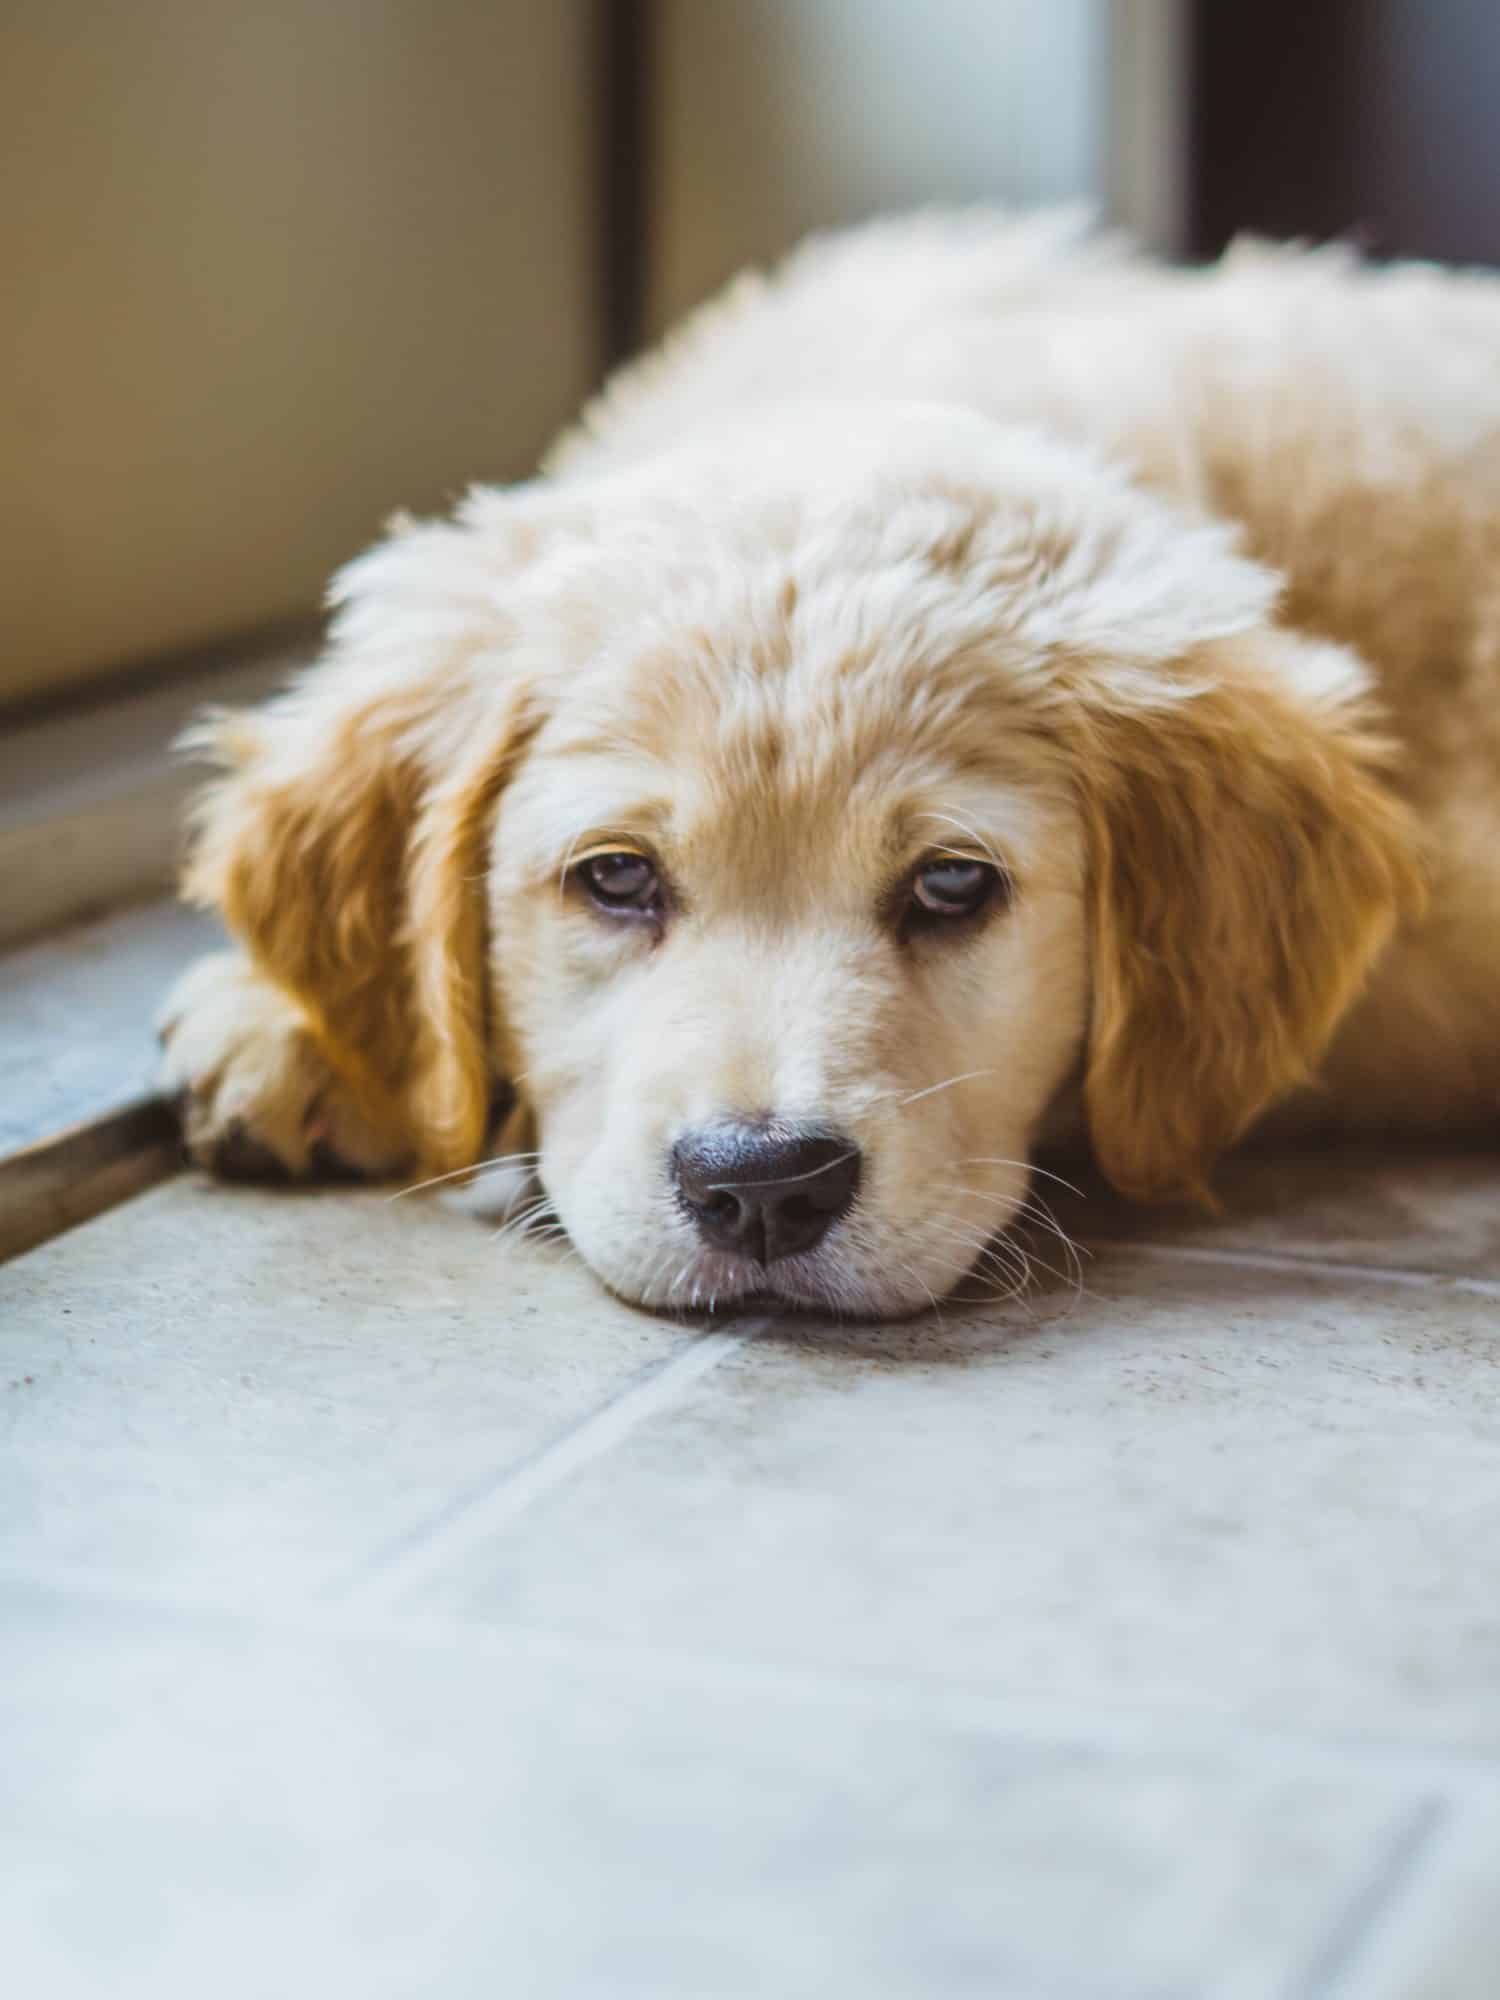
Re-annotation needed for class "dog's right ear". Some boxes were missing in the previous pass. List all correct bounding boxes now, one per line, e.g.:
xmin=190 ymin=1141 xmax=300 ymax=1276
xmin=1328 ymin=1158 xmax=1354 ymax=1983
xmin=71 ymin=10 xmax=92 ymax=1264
xmin=181 ymin=502 xmax=563 ymax=1173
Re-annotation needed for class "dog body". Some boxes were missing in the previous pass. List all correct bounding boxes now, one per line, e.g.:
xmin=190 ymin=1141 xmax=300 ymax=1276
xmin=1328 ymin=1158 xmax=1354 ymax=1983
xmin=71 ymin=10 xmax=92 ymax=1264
xmin=162 ymin=212 xmax=1500 ymax=1315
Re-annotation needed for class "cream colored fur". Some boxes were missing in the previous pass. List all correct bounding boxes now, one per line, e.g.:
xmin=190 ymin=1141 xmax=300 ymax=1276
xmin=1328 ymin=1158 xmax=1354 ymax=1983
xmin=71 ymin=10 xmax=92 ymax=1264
xmin=161 ymin=210 xmax=1500 ymax=1315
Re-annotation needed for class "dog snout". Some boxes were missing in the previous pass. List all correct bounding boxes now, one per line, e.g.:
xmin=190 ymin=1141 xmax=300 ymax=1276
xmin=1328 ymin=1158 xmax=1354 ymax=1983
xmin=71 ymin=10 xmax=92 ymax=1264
xmin=671 ymin=1121 xmax=862 ymax=1264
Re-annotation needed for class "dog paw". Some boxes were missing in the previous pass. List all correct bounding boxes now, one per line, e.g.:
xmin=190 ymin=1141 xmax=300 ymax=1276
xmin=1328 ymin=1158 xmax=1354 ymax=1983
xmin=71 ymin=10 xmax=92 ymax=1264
xmin=157 ymin=953 xmax=407 ymax=1182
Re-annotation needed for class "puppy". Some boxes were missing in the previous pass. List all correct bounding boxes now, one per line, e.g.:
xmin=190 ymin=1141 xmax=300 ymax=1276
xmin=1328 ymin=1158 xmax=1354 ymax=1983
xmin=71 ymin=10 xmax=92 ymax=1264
xmin=160 ymin=210 xmax=1500 ymax=1317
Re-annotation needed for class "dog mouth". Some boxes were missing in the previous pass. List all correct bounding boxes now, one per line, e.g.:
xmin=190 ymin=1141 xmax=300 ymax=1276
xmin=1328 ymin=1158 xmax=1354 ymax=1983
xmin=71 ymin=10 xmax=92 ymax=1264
xmin=623 ymin=1242 xmax=955 ymax=1321
xmin=633 ymin=1247 xmax=845 ymax=1317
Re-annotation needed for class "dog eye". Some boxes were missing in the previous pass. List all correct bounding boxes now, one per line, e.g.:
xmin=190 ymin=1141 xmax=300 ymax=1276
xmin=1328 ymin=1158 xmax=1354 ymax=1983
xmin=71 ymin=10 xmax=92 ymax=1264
xmin=577 ymin=850 xmax=660 ymax=914
xmin=909 ymin=857 xmax=1005 ymax=921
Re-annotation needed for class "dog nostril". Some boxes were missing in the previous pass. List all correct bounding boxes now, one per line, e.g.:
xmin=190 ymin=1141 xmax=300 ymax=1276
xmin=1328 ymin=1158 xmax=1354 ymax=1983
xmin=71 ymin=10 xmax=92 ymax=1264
xmin=671 ymin=1121 xmax=862 ymax=1265
xmin=778 ymin=1194 xmax=820 ymax=1226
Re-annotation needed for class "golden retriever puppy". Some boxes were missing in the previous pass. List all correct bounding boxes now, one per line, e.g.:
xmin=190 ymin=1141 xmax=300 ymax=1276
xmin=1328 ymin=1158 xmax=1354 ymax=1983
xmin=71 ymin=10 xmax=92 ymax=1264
xmin=160 ymin=211 xmax=1500 ymax=1316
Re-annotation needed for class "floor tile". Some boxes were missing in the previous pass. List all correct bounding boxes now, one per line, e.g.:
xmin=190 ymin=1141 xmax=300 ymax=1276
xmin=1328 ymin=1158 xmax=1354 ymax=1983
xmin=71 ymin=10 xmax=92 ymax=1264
xmin=8 ymin=1139 xmax=1500 ymax=1993
xmin=0 ymin=899 xmax=218 ymax=1153
xmin=0 ymin=1181 xmax=690 ymax=1606
xmin=1051 ymin=1148 xmax=1500 ymax=1281
xmin=0 ymin=1585 xmax=1433 ymax=2000
xmin=417 ymin=1253 xmax=1500 ymax=1751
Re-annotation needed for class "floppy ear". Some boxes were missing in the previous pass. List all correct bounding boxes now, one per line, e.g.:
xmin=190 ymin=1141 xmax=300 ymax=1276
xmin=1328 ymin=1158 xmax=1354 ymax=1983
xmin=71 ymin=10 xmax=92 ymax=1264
xmin=1073 ymin=629 xmax=1426 ymax=1202
xmin=181 ymin=517 xmax=544 ymax=1174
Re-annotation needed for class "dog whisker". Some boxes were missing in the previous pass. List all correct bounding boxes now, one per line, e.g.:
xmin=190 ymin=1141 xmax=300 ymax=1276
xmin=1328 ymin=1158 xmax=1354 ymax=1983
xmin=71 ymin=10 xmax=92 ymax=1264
xmin=703 ymin=1146 xmax=860 ymax=1192
xmin=912 ymin=809 xmax=1007 ymax=876
xmin=388 ymin=1148 xmax=544 ymax=1202
xmin=940 ymin=1181 xmax=1091 ymax=1293
xmin=892 ymin=1258 xmax=947 ymax=1328
xmin=651 ymin=1246 xmax=680 ymax=1303
xmin=922 ymin=1220 xmax=1015 ymax=1279
xmin=914 ymin=1208 xmax=1070 ymax=1314
xmin=388 ymin=1157 xmax=514 ymax=1201
xmin=490 ymin=1194 xmax=558 ymax=1245
xmin=556 ymin=831 xmax=586 ymax=904
xmin=947 ymin=1204 xmax=1091 ymax=1305
xmin=897 ymin=1068 xmax=997 ymax=1107
xmin=947 ymin=1156 xmax=1087 ymax=1199
xmin=1012 ymin=1192 xmax=1091 ymax=1289
xmin=935 ymin=1181 xmax=1017 ymax=1205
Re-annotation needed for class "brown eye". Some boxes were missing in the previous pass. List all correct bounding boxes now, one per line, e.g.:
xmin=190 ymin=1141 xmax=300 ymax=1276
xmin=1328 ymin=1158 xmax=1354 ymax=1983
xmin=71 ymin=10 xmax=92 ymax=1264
xmin=577 ymin=850 xmax=661 ymax=915
xmin=909 ymin=856 xmax=1005 ymax=923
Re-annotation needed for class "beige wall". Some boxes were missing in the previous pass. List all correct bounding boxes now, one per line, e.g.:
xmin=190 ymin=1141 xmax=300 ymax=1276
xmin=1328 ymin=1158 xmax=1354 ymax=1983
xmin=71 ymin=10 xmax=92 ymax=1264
xmin=1 ymin=2 xmax=596 ymax=707
xmin=2 ymin=4 xmax=1165 ymax=712
xmin=648 ymin=0 xmax=1106 ymax=332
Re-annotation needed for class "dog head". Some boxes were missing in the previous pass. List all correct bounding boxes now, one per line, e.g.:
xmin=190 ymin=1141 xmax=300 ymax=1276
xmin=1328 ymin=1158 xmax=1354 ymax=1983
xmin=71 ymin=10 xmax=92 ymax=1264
xmin=187 ymin=406 xmax=1421 ymax=1315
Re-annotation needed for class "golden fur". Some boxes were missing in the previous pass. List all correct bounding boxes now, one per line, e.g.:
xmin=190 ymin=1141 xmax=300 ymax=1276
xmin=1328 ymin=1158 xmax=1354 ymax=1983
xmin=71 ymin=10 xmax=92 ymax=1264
xmin=162 ymin=211 xmax=1499 ymax=1315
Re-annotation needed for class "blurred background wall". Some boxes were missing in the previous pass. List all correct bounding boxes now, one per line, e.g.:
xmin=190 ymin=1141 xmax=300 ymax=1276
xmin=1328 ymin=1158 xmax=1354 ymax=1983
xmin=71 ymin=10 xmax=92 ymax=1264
xmin=7 ymin=0 xmax=1181 ymax=714
xmin=8 ymin=1 xmax=1495 ymax=717
xmin=1 ymin=1 xmax=597 ymax=708
xmin=645 ymin=0 xmax=1106 ymax=334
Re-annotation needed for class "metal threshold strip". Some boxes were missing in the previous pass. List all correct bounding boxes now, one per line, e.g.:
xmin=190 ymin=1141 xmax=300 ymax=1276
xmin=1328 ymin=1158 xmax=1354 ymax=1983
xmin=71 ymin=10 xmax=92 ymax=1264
xmin=0 ymin=1098 xmax=183 ymax=1264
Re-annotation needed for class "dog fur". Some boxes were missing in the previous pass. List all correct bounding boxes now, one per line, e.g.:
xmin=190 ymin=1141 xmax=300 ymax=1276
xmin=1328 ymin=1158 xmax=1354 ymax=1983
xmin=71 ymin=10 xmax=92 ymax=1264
xmin=161 ymin=210 xmax=1500 ymax=1315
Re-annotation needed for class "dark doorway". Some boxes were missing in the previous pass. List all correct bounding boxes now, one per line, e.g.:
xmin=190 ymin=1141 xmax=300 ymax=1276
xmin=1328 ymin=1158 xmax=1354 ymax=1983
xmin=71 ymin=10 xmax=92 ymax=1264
xmin=1188 ymin=0 xmax=1500 ymax=264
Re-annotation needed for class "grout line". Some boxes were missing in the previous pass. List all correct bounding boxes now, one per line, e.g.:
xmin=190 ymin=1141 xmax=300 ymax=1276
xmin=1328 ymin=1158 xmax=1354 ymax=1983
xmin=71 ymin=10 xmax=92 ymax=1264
xmin=386 ymin=1624 xmax=1500 ymax=1796
xmin=8 ymin=1558 xmax=1500 ymax=1794
xmin=339 ymin=1323 xmax=763 ymax=1613
xmin=1089 ymin=1238 xmax=1500 ymax=1300
xmin=1286 ymin=1792 xmax=1450 ymax=2000
xmin=1300 ymin=1789 xmax=1500 ymax=2000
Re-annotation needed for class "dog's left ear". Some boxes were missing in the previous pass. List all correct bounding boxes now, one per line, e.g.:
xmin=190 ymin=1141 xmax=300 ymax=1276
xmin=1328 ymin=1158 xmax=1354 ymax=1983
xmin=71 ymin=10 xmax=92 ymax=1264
xmin=1072 ymin=628 xmax=1426 ymax=1203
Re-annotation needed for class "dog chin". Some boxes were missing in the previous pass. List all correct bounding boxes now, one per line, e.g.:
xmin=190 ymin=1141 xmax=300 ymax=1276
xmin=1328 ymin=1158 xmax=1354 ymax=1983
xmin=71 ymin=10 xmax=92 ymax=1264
xmin=623 ymin=1245 xmax=945 ymax=1322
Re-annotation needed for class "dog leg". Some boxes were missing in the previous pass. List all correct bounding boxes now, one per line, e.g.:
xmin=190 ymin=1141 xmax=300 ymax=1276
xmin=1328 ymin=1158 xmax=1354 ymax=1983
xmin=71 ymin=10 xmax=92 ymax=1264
xmin=157 ymin=952 xmax=410 ymax=1182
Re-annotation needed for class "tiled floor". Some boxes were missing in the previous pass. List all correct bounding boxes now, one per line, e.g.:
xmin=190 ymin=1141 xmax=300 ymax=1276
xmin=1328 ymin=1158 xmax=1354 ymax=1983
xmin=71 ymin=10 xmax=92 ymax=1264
xmin=0 ymin=900 xmax=218 ymax=1154
xmin=4 ymin=1135 xmax=1499 ymax=1996
xmin=2 ymin=902 xmax=1498 ymax=1998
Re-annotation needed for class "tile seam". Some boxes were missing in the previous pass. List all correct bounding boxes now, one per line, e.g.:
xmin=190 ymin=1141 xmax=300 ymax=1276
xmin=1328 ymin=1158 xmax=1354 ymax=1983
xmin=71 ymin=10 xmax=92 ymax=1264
xmin=338 ymin=1322 xmax=761 ymax=1611
xmin=6 ymin=1562 xmax=1499 ymax=1794
xmin=1088 ymin=1238 xmax=1500 ymax=1299
xmin=1285 ymin=1792 xmax=1451 ymax=2000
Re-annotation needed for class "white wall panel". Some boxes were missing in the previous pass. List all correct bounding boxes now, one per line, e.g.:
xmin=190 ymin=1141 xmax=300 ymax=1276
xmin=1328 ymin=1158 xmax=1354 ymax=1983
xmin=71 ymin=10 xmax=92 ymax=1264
xmin=648 ymin=0 xmax=1106 ymax=332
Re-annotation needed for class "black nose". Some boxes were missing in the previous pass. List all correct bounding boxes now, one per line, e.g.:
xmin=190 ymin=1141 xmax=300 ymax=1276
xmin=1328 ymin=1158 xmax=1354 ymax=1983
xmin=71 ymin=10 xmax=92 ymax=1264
xmin=671 ymin=1121 xmax=862 ymax=1265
